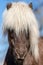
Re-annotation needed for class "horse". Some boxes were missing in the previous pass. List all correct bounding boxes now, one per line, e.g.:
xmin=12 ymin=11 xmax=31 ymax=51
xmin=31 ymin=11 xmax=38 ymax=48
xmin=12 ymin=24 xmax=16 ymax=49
xmin=2 ymin=2 xmax=39 ymax=65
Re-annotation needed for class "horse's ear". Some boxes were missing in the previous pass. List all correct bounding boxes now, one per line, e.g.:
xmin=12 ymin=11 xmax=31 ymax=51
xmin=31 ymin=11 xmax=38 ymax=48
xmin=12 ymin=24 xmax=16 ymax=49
xmin=6 ymin=3 xmax=12 ymax=10
xmin=29 ymin=2 xmax=33 ymax=9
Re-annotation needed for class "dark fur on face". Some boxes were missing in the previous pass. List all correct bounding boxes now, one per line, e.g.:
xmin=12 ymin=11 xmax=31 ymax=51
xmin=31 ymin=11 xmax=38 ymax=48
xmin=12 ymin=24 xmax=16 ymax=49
xmin=4 ymin=29 xmax=30 ymax=65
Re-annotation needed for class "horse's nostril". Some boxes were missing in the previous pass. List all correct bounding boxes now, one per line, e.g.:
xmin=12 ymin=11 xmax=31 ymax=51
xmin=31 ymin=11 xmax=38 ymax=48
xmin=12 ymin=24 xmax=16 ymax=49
xmin=18 ymin=59 xmax=24 ymax=61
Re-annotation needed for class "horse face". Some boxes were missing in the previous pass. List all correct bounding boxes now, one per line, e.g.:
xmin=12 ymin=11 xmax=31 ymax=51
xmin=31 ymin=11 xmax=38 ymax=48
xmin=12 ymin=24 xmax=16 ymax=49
xmin=8 ymin=30 xmax=30 ymax=62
